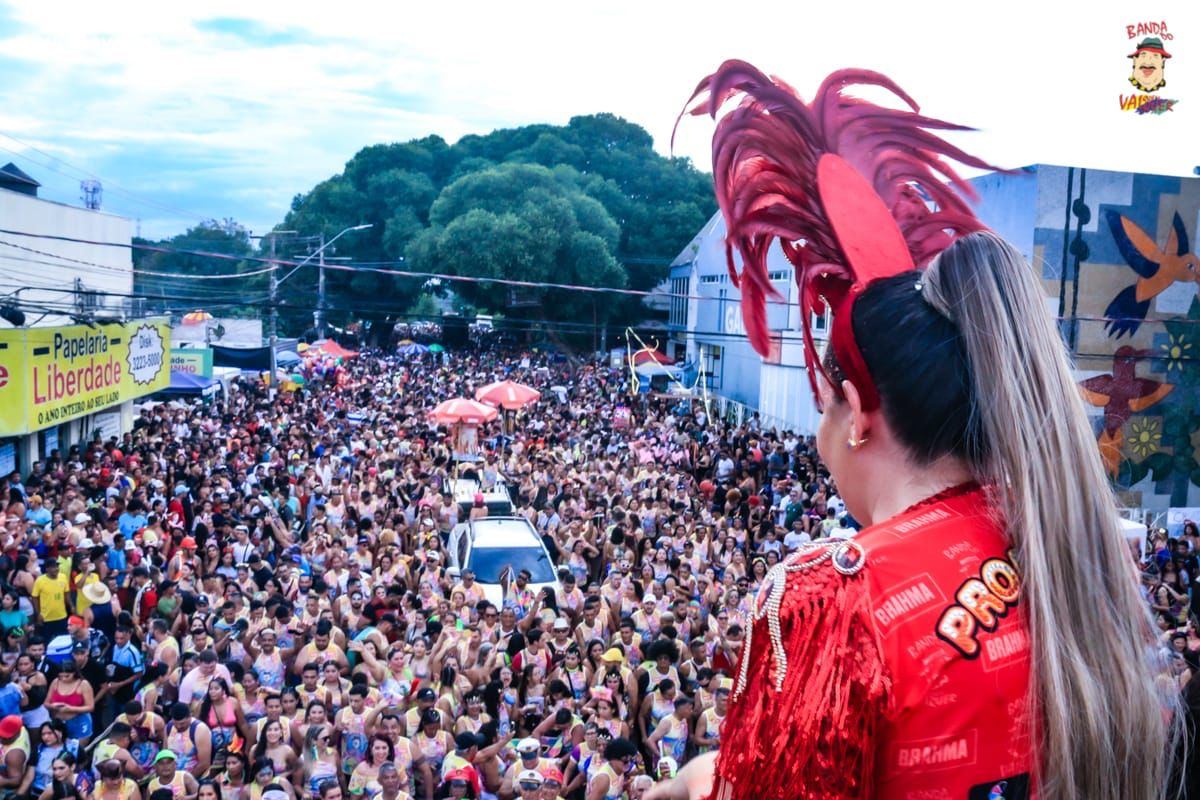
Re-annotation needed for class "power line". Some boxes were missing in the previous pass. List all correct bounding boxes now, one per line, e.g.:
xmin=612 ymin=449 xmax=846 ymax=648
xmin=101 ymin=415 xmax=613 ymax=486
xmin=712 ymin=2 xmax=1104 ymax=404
xmin=0 ymin=131 xmax=213 ymax=223
xmin=0 ymin=237 xmax=275 ymax=280
xmin=0 ymin=226 xmax=790 ymax=308
xmin=4 ymin=226 xmax=1198 ymax=340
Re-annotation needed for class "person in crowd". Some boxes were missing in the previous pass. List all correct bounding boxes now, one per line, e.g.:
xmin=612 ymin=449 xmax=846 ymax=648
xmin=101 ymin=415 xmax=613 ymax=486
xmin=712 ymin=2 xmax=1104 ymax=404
xmin=147 ymin=750 xmax=199 ymax=800
xmin=13 ymin=309 xmax=1150 ymax=799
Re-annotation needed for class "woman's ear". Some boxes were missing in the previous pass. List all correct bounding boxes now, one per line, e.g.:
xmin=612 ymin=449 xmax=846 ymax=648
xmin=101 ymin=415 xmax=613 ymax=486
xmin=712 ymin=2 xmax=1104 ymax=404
xmin=841 ymin=380 xmax=871 ymax=446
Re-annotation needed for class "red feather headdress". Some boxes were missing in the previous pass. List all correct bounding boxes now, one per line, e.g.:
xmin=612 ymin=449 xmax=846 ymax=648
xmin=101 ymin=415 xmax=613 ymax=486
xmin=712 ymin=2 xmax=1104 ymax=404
xmin=676 ymin=61 xmax=1001 ymax=411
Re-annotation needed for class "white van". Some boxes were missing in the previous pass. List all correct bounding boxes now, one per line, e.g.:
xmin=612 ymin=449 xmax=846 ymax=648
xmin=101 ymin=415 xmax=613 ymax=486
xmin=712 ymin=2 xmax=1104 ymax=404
xmin=446 ymin=516 xmax=559 ymax=610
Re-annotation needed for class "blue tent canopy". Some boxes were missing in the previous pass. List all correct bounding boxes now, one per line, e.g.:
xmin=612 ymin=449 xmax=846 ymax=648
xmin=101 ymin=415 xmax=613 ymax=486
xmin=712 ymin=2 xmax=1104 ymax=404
xmin=276 ymin=350 xmax=302 ymax=366
xmin=165 ymin=370 xmax=220 ymax=397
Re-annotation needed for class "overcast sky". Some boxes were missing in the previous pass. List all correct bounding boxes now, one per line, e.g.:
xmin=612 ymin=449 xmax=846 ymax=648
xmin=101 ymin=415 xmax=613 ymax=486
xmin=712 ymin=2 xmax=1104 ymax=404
xmin=0 ymin=1 xmax=1195 ymax=240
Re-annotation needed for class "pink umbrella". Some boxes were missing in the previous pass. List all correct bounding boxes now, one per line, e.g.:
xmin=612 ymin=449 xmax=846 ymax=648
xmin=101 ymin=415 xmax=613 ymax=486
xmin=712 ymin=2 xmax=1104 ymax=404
xmin=429 ymin=398 xmax=499 ymax=426
xmin=475 ymin=380 xmax=541 ymax=410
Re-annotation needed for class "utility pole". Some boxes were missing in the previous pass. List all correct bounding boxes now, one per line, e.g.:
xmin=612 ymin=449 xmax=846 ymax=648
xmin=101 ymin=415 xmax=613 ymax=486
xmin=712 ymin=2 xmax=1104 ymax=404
xmin=315 ymin=232 xmax=326 ymax=339
xmin=252 ymin=229 xmax=296 ymax=390
xmin=269 ymin=234 xmax=279 ymax=389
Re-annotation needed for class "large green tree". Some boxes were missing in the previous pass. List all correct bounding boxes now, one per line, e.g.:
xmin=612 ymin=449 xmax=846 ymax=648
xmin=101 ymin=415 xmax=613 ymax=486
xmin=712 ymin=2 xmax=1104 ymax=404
xmin=266 ymin=112 xmax=714 ymax=336
xmin=133 ymin=219 xmax=260 ymax=318
xmin=407 ymin=162 xmax=627 ymax=322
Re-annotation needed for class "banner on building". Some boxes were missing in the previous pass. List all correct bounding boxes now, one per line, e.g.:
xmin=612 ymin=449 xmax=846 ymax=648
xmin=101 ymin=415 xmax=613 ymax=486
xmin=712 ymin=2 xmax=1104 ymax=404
xmin=170 ymin=348 xmax=213 ymax=377
xmin=0 ymin=319 xmax=171 ymax=437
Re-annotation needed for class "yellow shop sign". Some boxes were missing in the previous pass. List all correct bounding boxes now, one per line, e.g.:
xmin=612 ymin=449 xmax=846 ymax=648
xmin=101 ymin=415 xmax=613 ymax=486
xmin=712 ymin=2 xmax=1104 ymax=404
xmin=0 ymin=319 xmax=170 ymax=436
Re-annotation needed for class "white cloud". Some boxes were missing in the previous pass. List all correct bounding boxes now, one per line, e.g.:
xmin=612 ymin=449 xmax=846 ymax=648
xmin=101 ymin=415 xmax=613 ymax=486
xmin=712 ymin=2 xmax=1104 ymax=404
xmin=0 ymin=0 xmax=1196 ymax=239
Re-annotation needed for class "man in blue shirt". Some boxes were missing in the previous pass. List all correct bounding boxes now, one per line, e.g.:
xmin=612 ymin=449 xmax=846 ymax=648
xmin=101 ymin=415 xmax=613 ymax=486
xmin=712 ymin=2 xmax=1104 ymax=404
xmin=118 ymin=500 xmax=148 ymax=538
xmin=102 ymin=624 xmax=144 ymax=727
xmin=24 ymin=495 xmax=51 ymax=530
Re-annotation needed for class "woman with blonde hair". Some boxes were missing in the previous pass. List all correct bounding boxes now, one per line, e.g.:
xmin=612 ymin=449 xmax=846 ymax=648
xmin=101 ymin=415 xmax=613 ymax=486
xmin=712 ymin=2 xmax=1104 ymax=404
xmin=649 ymin=61 xmax=1177 ymax=800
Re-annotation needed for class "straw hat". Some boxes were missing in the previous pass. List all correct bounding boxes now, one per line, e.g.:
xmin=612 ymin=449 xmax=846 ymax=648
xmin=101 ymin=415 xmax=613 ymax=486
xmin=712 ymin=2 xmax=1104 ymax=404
xmin=82 ymin=582 xmax=112 ymax=605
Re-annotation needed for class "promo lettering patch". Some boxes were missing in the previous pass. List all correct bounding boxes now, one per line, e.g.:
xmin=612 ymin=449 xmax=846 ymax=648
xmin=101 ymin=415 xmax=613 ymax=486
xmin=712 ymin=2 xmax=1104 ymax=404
xmin=934 ymin=554 xmax=1021 ymax=659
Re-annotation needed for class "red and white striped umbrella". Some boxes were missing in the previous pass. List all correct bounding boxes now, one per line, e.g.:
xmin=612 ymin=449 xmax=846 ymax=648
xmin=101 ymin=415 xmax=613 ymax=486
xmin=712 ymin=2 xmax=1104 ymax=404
xmin=475 ymin=380 xmax=541 ymax=410
xmin=429 ymin=398 xmax=499 ymax=426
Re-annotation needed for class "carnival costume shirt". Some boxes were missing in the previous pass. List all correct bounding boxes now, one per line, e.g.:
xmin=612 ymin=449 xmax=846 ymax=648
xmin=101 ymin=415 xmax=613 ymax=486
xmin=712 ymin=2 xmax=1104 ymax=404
xmin=710 ymin=484 xmax=1034 ymax=800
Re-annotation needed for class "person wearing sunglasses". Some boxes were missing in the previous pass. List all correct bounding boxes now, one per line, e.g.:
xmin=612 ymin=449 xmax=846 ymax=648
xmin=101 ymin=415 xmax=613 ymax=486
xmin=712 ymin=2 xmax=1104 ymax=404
xmin=585 ymin=738 xmax=636 ymax=800
xmin=300 ymin=727 xmax=338 ymax=800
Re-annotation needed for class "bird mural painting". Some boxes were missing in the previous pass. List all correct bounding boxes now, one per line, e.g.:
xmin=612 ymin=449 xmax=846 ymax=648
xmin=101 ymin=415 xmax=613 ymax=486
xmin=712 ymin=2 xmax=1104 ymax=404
xmin=1078 ymin=346 xmax=1174 ymax=476
xmin=1103 ymin=209 xmax=1200 ymax=337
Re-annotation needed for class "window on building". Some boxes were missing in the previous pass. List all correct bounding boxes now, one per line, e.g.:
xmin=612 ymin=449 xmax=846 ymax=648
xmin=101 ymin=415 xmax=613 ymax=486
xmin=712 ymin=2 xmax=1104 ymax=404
xmin=701 ymin=344 xmax=723 ymax=391
xmin=811 ymin=309 xmax=831 ymax=332
xmin=669 ymin=277 xmax=688 ymax=328
xmin=700 ymin=274 xmax=721 ymax=284
xmin=767 ymin=270 xmax=789 ymax=282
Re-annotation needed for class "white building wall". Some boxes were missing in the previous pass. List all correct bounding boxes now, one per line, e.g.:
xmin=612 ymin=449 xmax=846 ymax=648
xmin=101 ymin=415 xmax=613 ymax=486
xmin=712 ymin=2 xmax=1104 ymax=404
xmin=0 ymin=189 xmax=133 ymax=325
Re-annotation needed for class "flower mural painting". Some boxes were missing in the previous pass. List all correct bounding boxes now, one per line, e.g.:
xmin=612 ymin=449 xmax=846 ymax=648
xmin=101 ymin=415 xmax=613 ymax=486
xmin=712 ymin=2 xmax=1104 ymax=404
xmin=1079 ymin=346 xmax=1174 ymax=476
xmin=1124 ymin=416 xmax=1164 ymax=460
xmin=1160 ymin=332 xmax=1194 ymax=376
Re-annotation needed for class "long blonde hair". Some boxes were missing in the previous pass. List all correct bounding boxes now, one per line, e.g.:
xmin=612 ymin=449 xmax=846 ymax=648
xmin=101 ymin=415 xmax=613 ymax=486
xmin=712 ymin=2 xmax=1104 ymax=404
xmin=923 ymin=231 xmax=1179 ymax=799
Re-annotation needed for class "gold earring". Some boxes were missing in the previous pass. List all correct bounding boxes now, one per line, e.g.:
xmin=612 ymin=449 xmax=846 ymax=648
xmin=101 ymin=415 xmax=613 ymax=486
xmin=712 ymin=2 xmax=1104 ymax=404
xmin=847 ymin=434 xmax=869 ymax=450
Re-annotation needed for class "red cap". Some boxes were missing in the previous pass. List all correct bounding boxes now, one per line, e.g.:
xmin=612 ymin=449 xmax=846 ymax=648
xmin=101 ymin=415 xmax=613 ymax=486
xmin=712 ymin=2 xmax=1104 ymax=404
xmin=540 ymin=767 xmax=564 ymax=784
xmin=68 ymin=615 xmax=86 ymax=628
xmin=181 ymin=537 xmax=197 ymax=549
xmin=0 ymin=715 xmax=22 ymax=739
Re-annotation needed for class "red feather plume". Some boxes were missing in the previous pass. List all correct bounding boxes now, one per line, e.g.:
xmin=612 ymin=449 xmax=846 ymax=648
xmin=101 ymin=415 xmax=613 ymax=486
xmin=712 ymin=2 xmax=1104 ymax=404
xmin=675 ymin=60 xmax=1002 ymax=398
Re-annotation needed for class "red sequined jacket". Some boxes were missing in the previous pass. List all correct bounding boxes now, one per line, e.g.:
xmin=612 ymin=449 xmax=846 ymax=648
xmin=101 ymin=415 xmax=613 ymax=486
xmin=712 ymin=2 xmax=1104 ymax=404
xmin=709 ymin=485 xmax=1034 ymax=800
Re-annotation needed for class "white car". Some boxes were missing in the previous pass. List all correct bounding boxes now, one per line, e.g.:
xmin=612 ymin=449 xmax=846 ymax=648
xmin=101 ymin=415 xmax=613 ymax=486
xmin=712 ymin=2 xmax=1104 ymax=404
xmin=446 ymin=516 xmax=560 ymax=610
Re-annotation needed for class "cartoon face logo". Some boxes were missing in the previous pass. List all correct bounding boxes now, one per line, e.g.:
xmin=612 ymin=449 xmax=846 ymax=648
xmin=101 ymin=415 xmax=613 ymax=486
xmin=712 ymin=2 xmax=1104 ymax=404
xmin=1128 ymin=37 xmax=1170 ymax=92
xmin=989 ymin=782 xmax=1007 ymax=800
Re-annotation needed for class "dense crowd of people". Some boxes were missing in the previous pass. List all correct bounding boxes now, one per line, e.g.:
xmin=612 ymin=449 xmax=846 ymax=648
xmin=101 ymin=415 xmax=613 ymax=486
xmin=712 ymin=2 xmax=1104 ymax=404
xmin=0 ymin=345 xmax=850 ymax=800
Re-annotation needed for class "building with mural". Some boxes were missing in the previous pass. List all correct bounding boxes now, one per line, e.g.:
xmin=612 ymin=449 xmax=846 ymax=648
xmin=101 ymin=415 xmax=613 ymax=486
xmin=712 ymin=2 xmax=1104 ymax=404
xmin=972 ymin=165 xmax=1200 ymax=514
xmin=671 ymin=163 xmax=1199 ymax=513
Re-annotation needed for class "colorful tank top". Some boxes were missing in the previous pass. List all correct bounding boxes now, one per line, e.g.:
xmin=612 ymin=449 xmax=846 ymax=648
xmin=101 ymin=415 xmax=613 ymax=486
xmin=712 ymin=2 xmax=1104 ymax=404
xmin=165 ymin=721 xmax=201 ymax=774
xmin=148 ymin=771 xmax=188 ymax=800
xmin=347 ymin=764 xmax=381 ymax=798
xmin=415 ymin=732 xmax=449 ymax=774
xmin=392 ymin=738 xmax=413 ymax=787
xmin=91 ymin=778 xmax=139 ymax=800
xmin=134 ymin=683 xmax=161 ymax=716
xmin=337 ymin=708 xmax=369 ymax=775
xmin=658 ymin=714 xmax=688 ymax=763
xmin=590 ymin=763 xmax=623 ymax=800
xmin=118 ymin=711 xmax=162 ymax=771
xmin=649 ymin=694 xmax=673 ymax=727
xmin=698 ymin=707 xmax=723 ymax=753
xmin=597 ymin=716 xmax=622 ymax=739
xmin=307 ymin=756 xmax=339 ymax=798
xmin=254 ymin=651 xmax=285 ymax=691
xmin=380 ymin=668 xmax=413 ymax=708
xmin=563 ymin=667 xmax=587 ymax=701
xmin=645 ymin=664 xmax=679 ymax=691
